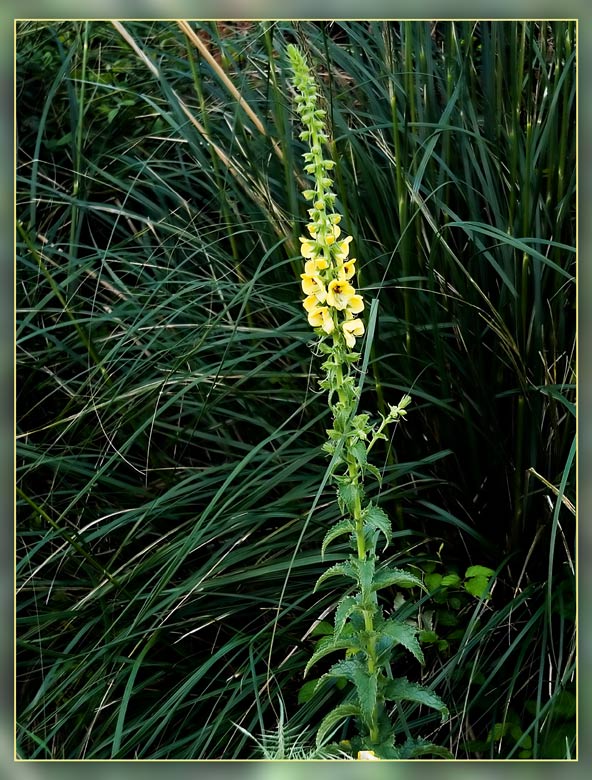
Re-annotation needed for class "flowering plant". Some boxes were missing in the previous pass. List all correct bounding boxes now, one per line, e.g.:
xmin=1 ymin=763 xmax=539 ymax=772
xmin=288 ymin=44 xmax=449 ymax=760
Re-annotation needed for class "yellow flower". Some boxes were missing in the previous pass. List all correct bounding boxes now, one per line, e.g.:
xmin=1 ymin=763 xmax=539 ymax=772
xmin=299 ymin=236 xmax=317 ymax=258
xmin=320 ymin=223 xmax=342 ymax=247
xmin=307 ymin=222 xmax=318 ymax=236
xmin=304 ymin=258 xmax=328 ymax=275
xmin=334 ymin=235 xmax=353 ymax=261
xmin=345 ymin=294 xmax=364 ymax=315
xmin=326 ymin=279 xmax=356 ymax=310
xmin=307 ymin=304 xmax=335 ymax=334
xmin=302 ymin=294 xmax=320 ymax=312
xmin=301 ymin=274 xmax=326 ymax=301
xmin=338 ymin=259 xmax=356 ymax=280
xmin=357 ymin=750 xmax=380 ymax=761
xmin=342 ymin=318 xmax=365 ymax=348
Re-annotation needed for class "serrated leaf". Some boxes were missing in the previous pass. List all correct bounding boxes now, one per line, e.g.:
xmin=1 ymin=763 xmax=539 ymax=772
xmin=364 ymin=462 xmax=383 ymax=483
xmin=333 ymin=407 xmax=351 ymax=434
xmin=321 ymin=520 xmax=355 ymax=557
xmin=465 ymin=564 xmax=495 ymax=578
xmin=352 ymin=413 xmax=370 ymax=430
xmin=372 ymin=566 xmax=425 ymax=592
xmin=314 ymin=561 xmax=356 ymax=592
xmin=350 ymin=440 xmax=367 ymax=466
xmin=379 ymin=619 xmax=425 ymax=665
xmin=334 ymin=595 xmax=360 ymax=638
xmin=464 ymin=574 xmax=490 ymax=599
xmin=316 ymin=703 xmax=361 ymax=748
xmin=384 ymin=677 xmax=449 ymax=721
xmin=326 ymin=659 xmax=377 ymax=727
xmin=337 ymin=481 xmax=361 ymax=515
xmin=363 ymin=503 xmax=392 ymax=551
xmin=355 ymin=557 xmax=375 ymax=593
xmin=304 ymin=634 xmax=361 ymax=677
xmin=399 ymin=737 xmax=454 ymax=759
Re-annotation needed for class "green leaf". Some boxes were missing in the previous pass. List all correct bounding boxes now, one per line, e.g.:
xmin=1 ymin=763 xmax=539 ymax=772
xmin=316 ymin=703 xmax=361 ymax=748
xmin=321 ymin=519 xmax=355 ymax=557
xmin=304 ymin=634 xmax=361 ymax=677
xmin=464 ymin=574 xmax=491 ymax=599
xmin=437 ymin=609 xmax=459 ymax=627
xmin=551 ymin=689 xmax=576 ymax=718
xmin=363 ymin=503 xmax=392 ymax=550
xmin=325 ymin=659 xmax=377 ymax=727
xmin=314 ymin=561 xmax=356 ymax=592
xmin=465 ymin=564 xmax=495 ymax=578
xmin=383 ymin=677 xmax=449 ymax=721
xmin=364 ymin=462 xmax=383 ymax=483
xmin=425 ymin=572 xmax=443 ymax=592
xmin=310 ymin=620 xmax=334 ymax=637
xmin=379 ymin=619 xmax=425 ymax=665
xmin=352 ymin=413 xmax=370 ymax=433
xmin=337 ymin=481 xmax=362 ymax=515
xmin=372 ymin=566 xmax=425 ymax=592
xmin=334 ymin=595 xmax=360 ymax=638
xmin=399 ymin=737 xmax=454 ymax=759
xmin=441 ymin=573 xmax=462 ymax=588
xmin=354 ymin=557 xmax=375 ymax=593
xmin=298 ymin=678 xmax=321 ymax=704
xmin=491 ymin=722 xmax=510 ymax=741
xmin=350 ymin=440 xmax=367 ymax=467
xmin=418 ymin=629 xmax=439 ymax=643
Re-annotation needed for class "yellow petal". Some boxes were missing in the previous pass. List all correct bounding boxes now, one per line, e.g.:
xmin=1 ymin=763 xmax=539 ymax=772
xmin=307 ymin=304 xmax=333 ymax=334
xmin=346 ymin=294 xmax=364 ymax=314
xmin=357 ymin=750 xmax=380 ymax=761
xmin=339 ymin=260 xmax=356 ymax=280
xmin=334 ymin=235 xmax=353 ymax=260
xmin=342 ymin=318 xmax=365 ymax=348
xmin=301 ymin=274 xmax=326 ymax=300
xmin=327 ymin=279 xmax=356 ymax=310
xmin=304 ymin=259 xmax=329 ymax=275
xmin=302 ymin=294 xmax=320 ymax=312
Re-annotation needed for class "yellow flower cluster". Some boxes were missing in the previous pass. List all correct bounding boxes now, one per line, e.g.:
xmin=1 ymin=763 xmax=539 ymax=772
xmin=299 ymin=214 xmax=365 ymax=349
xmin=288 ymin=43 xmax=365 ymax=351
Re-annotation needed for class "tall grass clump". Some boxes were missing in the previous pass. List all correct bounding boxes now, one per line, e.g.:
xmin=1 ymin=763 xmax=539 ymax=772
xmin=16 ymin=20 xmax=575 ymax=760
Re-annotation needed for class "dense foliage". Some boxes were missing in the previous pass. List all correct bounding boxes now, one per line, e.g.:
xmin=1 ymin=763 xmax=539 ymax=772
xmin=16 ymin=20 xmax=575 ymax=760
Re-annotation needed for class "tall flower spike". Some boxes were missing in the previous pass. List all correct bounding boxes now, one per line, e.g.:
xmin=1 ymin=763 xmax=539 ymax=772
xmin=288 ymin=47 xmax=438 ymax=761
xmin=287 ymin=44 xmax=364 ymax=350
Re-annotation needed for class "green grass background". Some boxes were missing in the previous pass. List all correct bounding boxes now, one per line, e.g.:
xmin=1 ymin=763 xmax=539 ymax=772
xmin=7 ymin=2 xmax=589 ymax=778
